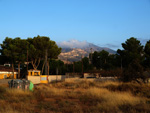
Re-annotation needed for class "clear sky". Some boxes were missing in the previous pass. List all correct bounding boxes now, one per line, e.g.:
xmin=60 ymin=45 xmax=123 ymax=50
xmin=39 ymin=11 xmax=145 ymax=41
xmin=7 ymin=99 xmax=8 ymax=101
xmin=0 ymin=0 xmax=150 ymax=50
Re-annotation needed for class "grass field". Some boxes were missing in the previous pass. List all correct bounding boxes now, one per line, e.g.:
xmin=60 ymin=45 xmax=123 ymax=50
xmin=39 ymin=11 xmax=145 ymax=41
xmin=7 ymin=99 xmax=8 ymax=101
xmin=0 ymin=79 xmax=150 ymax=113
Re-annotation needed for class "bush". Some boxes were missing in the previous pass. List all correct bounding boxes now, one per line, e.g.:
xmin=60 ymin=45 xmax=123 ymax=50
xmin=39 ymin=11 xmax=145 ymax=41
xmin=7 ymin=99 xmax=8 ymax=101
xmin=106 ymin=82 xmax=150 ymax=98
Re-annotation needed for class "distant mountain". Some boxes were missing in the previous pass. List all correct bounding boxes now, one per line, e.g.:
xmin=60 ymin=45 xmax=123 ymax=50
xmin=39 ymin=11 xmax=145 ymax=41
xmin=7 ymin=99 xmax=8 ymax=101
xmin=84 ymin=43 xmax=116 ymax=54
xmin=57 ymin=40 xmax=116 ymax=63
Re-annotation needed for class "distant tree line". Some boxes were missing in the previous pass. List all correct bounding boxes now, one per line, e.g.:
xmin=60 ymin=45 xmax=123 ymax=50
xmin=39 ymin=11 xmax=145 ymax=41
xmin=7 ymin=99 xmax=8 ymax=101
xmin=90 ymin=37 xmax=150 ymax=83
xmin=63 ymin=37 xmax=150 ymax=83
xmin=0 ymin=36 xmax=150 ymax=83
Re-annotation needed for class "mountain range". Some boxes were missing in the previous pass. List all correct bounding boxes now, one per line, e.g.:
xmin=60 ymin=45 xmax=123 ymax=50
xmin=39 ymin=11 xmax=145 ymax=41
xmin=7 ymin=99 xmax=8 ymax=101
xmin=57 ymin=40 xmax=116 ymax=63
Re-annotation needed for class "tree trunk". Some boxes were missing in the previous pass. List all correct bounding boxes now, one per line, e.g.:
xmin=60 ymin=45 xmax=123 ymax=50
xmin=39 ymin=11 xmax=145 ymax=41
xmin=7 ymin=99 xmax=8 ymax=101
xmin=12 ymin=63 xmax=14 ymax=79
xmin=31 ymin=61 xmax=37 ymax=70
xmin=26 ymin=48 xmax=28 ymax=79
xmin=42 ymin=60 xmax=46 ymax=75
xmin=18 ymin=62 xmax=20 ymax=78
xmin=48 ymin=60 xmax=49 ymax=75
xmin=45 ymin=49 xmax=48 ymax=75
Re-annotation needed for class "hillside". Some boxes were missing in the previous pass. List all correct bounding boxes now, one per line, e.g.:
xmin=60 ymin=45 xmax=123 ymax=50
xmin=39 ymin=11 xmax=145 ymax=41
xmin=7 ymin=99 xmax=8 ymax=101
xmin=58 ymin=48 xmax=89 ymax=63
xmin=57 ymin=40 xmax=116 ymax=63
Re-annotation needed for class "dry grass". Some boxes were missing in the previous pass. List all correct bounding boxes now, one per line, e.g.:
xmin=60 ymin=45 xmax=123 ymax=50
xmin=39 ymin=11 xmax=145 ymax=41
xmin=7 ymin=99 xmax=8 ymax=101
xmin=6 ymin=89 xmax=32 ymax=96
xmin=87 ymin=87 xmax=144 ymax=111
xmin=79 ymin=86 xmax=148 ymax=112
xmin=0 ymin=79 xmax=150 ymax=113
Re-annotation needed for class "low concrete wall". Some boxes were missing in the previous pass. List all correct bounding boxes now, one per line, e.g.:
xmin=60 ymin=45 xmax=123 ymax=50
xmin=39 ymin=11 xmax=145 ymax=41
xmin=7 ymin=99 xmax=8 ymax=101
xmin=28 ymin=75 xmax=66 ymax=84
xmin=65 ymin=73 xmax=83 ymax=78
xmin=65 ymin=77 xmax=119 ymax=82
xmin=48 ymin=75 xmax=65 ymax=82
xmin=83 ymin=73 xmax=101 ymax=78
xmin=27 ymin=76 xmax=40 ymax=84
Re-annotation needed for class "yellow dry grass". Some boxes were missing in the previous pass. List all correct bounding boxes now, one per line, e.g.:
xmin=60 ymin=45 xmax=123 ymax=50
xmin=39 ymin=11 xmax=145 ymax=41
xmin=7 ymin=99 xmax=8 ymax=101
xmin=0 ymin=107 xmax=19 ymax=113
xmin=96 ymin=81 xmax=121 ymax=87
xmin=6 ymin=89 xmax=32 ymax=96
xmin=35 ymin=84 xmax=66 ymax=97
xmin=0 ymin=100 xmax=19 ymax=113
xmin=0 ymin=79 xmax=150 ymax=113
xmin=86 ymin=87 xmax=144 ymax=106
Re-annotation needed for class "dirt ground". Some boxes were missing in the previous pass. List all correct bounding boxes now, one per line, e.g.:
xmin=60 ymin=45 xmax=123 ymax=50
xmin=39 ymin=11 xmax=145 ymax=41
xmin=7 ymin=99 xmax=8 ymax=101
xmin=0 ymin=79 xmax=12 ymax=85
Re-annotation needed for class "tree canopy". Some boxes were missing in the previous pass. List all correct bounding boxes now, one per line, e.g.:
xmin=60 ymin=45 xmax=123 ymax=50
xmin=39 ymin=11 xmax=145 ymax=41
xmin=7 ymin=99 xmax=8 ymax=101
xmin=117 ymin=37 xmax=144 ymax=68
xmin=0 ymin=37 xmax=28 ymax=78
xmin=92 ymin=50 xmax=115 ymax=70
xmin=0 ymin=36 xmax=61 ymax=77
xmin=144 ymin=40 xmax=150 ymax=68
xmin=117 ymin=37 xmax=148 ymax=82
xmin=27 ymin=35 xmax=61 ymax=70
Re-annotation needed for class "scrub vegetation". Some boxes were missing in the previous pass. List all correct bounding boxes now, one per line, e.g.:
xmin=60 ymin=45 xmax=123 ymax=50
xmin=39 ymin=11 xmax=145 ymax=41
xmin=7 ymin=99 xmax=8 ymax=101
xmin=0 ymin=79 xmax=150 ymax=113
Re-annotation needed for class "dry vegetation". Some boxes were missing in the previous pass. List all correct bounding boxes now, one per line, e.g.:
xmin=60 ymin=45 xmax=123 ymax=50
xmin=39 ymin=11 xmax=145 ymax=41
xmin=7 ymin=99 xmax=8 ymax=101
xmin=0 ymin=79 xmax=150 ymax=113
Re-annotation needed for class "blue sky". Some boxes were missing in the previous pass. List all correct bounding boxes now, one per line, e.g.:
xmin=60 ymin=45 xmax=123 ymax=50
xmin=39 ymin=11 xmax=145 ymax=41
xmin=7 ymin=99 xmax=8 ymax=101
xmin=0 ymin=0 xmax=150 ymax=50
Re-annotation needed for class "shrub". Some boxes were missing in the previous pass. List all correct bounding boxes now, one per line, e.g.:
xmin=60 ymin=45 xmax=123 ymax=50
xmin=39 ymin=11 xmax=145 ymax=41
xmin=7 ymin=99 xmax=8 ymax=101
xmin=106 ymin=82 xmax=150 ymax=98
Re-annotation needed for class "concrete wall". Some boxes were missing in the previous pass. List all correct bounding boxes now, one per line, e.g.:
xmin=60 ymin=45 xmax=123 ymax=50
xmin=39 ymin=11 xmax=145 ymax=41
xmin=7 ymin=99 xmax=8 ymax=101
xmin=27 ymin=75 xmax=65 ymax=84
xmin=66 ymin=73 xmax=101 ymax=78
xmin=48 ymin=75 xmax=65 ymax=82
xmin=27 ymin=76 xmax=41 ymax=84
xmin=65 ymin=77 xmax=119 ymax=82
xmin=65 ymin=73 xmax=83 ymax=78
xmin=83 ymin=73 xmax=100 ymax=78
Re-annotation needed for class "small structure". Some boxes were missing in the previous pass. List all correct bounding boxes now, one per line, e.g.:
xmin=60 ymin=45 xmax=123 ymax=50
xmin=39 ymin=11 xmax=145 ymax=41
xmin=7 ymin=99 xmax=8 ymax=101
xmin=40 ymin=75 xmax=48 ymax=83
xmin=27 ymin=69 xmax=48 ymax=84
xmin=0 ymin=66 xmax=17 ymax=79
xmin=83 ymin=73 xmax=100 ymax=78
xmin=28 ymin=69 xmax=41 ymax=76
